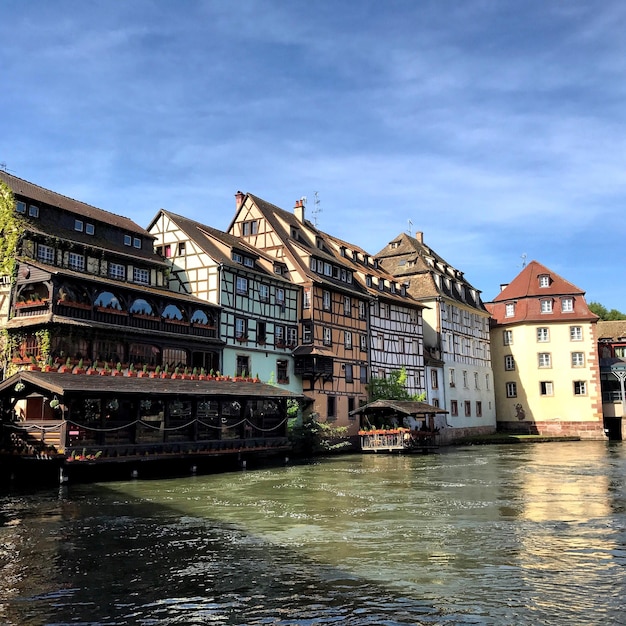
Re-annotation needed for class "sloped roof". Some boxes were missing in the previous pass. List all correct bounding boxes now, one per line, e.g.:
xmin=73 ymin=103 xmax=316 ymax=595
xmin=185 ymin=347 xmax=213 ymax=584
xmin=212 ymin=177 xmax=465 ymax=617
xmin=0 ymin=170 xmax=149 ymax=236
xmin=376 ymin=232 xmax=485 ymax=310
xmin=486 ymin=260 xmax=597 ymax=325
xmin=597 ymin=320 xmax=626 ymax=341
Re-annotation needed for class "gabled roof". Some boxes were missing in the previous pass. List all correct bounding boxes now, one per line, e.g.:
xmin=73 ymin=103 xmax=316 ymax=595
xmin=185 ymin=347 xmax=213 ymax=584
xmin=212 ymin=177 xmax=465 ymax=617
xmin=486 ymin=260 xmax=598 ymax=325
xmin=155 ymin=209 xmax=293 ymax=283
xmin=0 ymin=170 xmax=149 ymax=236
xmin=376 ymin=232 xmax=485 ymax=310
xmin=597 ymin=320 xmax=626 ymax=342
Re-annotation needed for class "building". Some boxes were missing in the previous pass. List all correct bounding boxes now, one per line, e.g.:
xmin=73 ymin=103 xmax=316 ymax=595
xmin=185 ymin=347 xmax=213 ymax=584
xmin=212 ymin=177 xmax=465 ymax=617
xmin=376 ymin=232 xmax=496 ymax=441
xmin=228 ymin=194 xmax=377 ymax=434
xmin=596 ymin=320 xmax=626 ymax=439
xmin=148 ymin=209 xmax=302 ymax=393
xmin=486 ymin=260 xmax=604 ymax=438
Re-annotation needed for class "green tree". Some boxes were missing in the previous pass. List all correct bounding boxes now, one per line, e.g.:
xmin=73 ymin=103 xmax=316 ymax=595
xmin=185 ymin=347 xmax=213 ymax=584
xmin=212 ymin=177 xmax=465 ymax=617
xmin=288 ymin=411 xmax=350 ymax=457
xmin=588 ymin=301 xmax=626 ymax=321
xmin=367 ymin=366 xmax=425 ymax=402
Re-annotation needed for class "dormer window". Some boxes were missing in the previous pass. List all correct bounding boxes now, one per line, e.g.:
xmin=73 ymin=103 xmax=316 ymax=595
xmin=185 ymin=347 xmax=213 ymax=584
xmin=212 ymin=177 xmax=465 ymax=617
xmin=16 ymin=201 xmax=26 ymax=214
xmin=243 ymin=257 xmax=254 ymax=268
xmin=75 ymin=219 xmax=84 ymax=232
xmin=274 ymin=264 xmax=283 ymax=275
xmin=561 ymin=297 xmax=574 ymax=312
xmin=378 ymin=279 xmax=385 ymax=291
xmin=366 ymin=275 xmax=372 ymax=287
xmin=390 ymin=241 xmax=400 ymax=249
xmin=505 ymin=302 xmax=515 ymax=317
xmin=124 ymin=235 xmax=132 ymax=246
xmin=85 ymin=223 xmax=95 ymax=235
xmin=540 ymin=299 xmax=553 ymax=314
xmin=29 ymin=205 xmax=39 ymax=218
xmin=539 ymin=274 xmax=551 ymax=288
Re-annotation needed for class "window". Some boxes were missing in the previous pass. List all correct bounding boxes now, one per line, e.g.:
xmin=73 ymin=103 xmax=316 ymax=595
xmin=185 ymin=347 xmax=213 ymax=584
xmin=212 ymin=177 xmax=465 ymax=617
xmin=474 ymin=372 xmax=479 ymax=389
xmin=358 ymin=301 xmax=366 ymax=319
xmin=277 ymin=359 xmax=289 ymax=384
xmin=506 ymin=382 xmax=517 ymax=398
xmin=345 ymin=363 xmax=354 ymax=383
xmin=236 ymin=355 xmax=250 ymax=377
xmin=463 ymin=371 xmax=468 ymax=388
xmin=303 ymin=287 xmax=311 ymax=309
xmin=323 ymin=290 xmax=331 ymax=311
xmin=37 ymin=244 xmax=55 ymax=264
xmin=450 ymin=400 xmax=458 ymax=416
xmin=505 ymin=355 xmax=515 ymax=371
xmin=236 ymin=277 xmax=248 ymax=295
xmin=464 ymin=401 xmax=471 ymax=417
xmin=276 ymin=288 xmax=285 ymax=307
xmin=540 ymin=299 xmax=553 ymax=314
xmin=476 ymin=401 xmax=482 ymax=417
xmin=449 ymin=368 xmax=455 ymax=387
xmin=572 ymin=352 xmax=585 ymax=367
xmin=303 ymin=323 xmax=312 ymax=344
xmin=243 ymin=257 xmax=254 ymax=268
xmin=539 ymin=274 xmax=550 ymax=288
xmin=259 ymin=284 xmax=269 ymax=302
xmin=574 ymin=381 xmax=587 ymax=396
xmin=503 ymin=330 xmax=513 ymax=345
xmin=74 ymin=219 xmax=83 ymax=232
xmin=29 ymin=205 xmax=39 ymax=217
xmin=323 ymin=327 xmax=332 ymax=346
xmin=133 ymin=268 xmax=149 ymax=284
xmin=537 ymin=327 xmax=550 ymax=342
xmin=398 ymin=338 xmax=405 ymax=353
xmin=68 ymin=252 xmax=85 ymax=271
xmin=275 ymin=325 xmax=285 ymax=345
xmin=85 ymin=223 xmax=95 ymax=235
xmin=360 ymin=365 xmax=368 ymax=384
xmin=431 ymin=370 xmax=438 ymax=389
xmin=538 ymin=352 xmax=552 ymax=368
xmin=327 ymin=396 xmax=336 ymax=419
xmin=359 ymin=334 xmax=367 ymax=352
xmin=505 ymin=302 xmax=515 ymax=317
xmin=287 ymin=327 xmax=297 ymax=346
xmin=540 ymin=381 xmax=554 ymax=396
xmin=323 ymin=262 xmax=332 ymax=277
xmin=233 ymin=252 xmax=243 ymax=264
xmin=235 ymin=318 xmax=247 ymax=339
xmin=257 ymin=321 xmax=267 ymax=344
xmin=345 ymin=331 xmax=353 ymax=349
xmin=570 ymin=326 xmax=583 ymax=341
xmin=561 ymin=298 xmax=574 ymax=312
xmin=177 ymin=241 xmax=184 ymax=254
xmin=366 ymin=275 xmax=372 ymax=287
xmin=380 ymin=302 xmax=388 ymax=318
xmin=344 ymin=296 xmax=351 ymax=316
xmin=486 ymin=373 xmax=490 ymax=390
xmin=109 ymin=263 xmax=125 ymax=280
xmin=124 ymin=235 xmax=132 ymax=246
xmin=133 ymin=237 xmax=142 ymax=249
xmin=16 ymin=201 xmax=26 ymax=214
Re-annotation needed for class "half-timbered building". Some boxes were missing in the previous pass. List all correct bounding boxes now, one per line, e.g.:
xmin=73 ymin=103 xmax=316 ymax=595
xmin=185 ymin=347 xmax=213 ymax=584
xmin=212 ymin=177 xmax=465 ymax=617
xmin=376 ymin=232 xmax=496 ymax=441
xmin=324 ymin=234 xmax=426 ymax=398
xmin=228 ymin=194 xmax=371 ymax=434
xmin=148 ymin=210 xmax=302 ymax=393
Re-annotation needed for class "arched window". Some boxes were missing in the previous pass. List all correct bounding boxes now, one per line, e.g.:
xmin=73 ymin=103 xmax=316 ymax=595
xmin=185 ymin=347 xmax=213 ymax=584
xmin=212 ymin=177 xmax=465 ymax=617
xmin=190 ymin=309 xmax=213 ymax=325
xmin=95 ymin=291 xmax=121 ymax=310
xmin=162 ymin=304 xmax=184 ymax=321
xmin=130 ymin=298 xmax=154 ymax=315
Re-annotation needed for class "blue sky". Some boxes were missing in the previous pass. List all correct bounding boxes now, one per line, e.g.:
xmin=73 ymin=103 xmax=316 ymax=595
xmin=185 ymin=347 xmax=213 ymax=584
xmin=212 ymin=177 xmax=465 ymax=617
xmin=2 ymin=1 xmax=625 ymax=309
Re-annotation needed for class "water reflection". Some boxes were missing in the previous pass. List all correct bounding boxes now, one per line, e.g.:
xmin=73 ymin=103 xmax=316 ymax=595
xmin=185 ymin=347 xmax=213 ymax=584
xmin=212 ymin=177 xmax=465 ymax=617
xmin=1 ymin=442 xmax=626 ymax=625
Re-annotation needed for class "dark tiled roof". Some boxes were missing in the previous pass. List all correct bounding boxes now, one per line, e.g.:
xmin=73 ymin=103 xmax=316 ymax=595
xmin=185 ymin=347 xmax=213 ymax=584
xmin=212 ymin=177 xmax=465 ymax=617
xmin=0 ymin=170 xmax=149 ymax=235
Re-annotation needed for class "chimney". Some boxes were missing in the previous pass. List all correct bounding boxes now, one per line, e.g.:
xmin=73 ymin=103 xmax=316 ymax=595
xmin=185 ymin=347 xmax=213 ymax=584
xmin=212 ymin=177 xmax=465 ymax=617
xmin=415 ymin=231 xmax=423 ymax=244
xmin=294 ymin=199 xmax=305 ymax=224
xmin=235 ymin=191 xmax=245 ymax=210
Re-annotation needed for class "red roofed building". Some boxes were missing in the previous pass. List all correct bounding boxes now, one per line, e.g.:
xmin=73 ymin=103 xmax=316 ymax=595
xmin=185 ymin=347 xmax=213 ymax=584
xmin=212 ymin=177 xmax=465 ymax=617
xmin=486 ymin=261 xmax=604 ymax=438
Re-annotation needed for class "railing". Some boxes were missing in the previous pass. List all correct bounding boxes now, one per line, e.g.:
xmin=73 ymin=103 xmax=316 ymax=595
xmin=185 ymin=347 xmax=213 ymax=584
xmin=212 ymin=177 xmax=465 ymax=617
xmin=359 ymin=428 xmax=438 ymax=452
xmin=602 ymin=391 xmax=624 ymax=402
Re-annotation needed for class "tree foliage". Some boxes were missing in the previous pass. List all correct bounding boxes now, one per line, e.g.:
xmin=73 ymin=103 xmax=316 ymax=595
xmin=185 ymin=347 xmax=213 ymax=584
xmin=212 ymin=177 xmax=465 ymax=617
xmin=588 ymin=301 xmax=626 ymax=321
xmin=0 ymin=181 xmax=23 ymax=278
xmin=367 ymin=366 xmax=425 ymax=402
xmin=288 ymin=412 xmax=350 ymax=457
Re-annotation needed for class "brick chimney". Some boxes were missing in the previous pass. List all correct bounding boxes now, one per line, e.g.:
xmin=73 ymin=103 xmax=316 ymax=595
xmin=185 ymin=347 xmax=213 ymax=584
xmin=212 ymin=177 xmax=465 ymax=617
xmin=235 ymin=191 xmax=245 ymax=210
xmin=415 ymin=231 xmax=423 ymax=244
xmin=294 ymin=199 xmax=305 ymax=223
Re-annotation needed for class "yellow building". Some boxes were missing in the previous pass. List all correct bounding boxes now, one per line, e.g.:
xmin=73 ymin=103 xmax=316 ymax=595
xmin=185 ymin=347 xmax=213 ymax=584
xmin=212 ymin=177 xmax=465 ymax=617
xmin=486 ymin=261 xmax=604 ymax=438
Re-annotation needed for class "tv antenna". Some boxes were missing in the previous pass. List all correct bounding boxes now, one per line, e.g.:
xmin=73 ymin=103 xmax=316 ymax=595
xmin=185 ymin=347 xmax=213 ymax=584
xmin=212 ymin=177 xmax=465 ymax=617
xmin=312 ymin=191 xmax=322 ymax=227
xmin=407 ymin=219 xmax=413 ymax=237
xmin=521 ymin=253 xmax=527 ymax=268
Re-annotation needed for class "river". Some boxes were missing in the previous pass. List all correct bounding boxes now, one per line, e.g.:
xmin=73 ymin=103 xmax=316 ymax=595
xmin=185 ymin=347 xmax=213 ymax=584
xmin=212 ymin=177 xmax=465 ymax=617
xmin=1 ymin=441 xmax=625 ymax=625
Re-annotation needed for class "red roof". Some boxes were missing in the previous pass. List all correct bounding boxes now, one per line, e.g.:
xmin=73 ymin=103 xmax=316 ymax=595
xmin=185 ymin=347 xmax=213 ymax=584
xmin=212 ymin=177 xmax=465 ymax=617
xmin=486 ymin=260 xmax=598 ymax=325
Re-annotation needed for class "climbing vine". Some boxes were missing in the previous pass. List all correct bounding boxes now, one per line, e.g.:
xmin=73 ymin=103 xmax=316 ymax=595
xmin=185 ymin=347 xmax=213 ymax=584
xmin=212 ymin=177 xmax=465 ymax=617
xmin=0 ymin=181 xmax=25 ymax=280
xmin=35 ymin=329 xmax=51 ymax=363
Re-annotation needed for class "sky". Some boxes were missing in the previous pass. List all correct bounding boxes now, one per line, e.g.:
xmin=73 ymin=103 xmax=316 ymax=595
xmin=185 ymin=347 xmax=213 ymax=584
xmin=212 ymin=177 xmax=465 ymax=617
xmin=2 ymin=1 xmax=625 ymax=310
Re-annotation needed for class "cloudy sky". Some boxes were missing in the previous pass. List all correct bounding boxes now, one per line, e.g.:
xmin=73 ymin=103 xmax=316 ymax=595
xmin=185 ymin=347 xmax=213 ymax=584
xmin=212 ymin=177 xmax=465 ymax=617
xmin=2 ymin=1 xmax=625 ymax=309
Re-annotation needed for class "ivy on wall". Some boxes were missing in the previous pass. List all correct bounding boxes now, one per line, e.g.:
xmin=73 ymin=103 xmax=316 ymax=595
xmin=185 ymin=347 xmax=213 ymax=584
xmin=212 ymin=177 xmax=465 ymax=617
xmin=0 ymin=181 xmax=25 ymax=280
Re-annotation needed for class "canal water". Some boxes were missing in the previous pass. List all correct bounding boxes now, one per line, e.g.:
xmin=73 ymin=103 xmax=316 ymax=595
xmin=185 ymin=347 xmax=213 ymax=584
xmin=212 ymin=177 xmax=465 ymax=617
xmin=1 ymin=441 xmax=626 ymax=625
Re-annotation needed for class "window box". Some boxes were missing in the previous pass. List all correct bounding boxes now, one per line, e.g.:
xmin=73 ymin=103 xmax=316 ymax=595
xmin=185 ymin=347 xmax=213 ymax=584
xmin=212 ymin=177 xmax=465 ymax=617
xmin=16 ymin=299 xmax=49 ymax=309
xmin=236 ymin=335 xmax=249 ymax=343
xmin=58 ymin=300 xmax=92 ymax=310
xmin=96 ymin=306 xmax=128 ymax=316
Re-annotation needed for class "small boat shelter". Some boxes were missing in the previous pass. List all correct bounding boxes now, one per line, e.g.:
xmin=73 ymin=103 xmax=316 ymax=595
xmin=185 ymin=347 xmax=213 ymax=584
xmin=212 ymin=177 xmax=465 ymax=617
xmin=350 ymin=399 xmax=448 ymax=452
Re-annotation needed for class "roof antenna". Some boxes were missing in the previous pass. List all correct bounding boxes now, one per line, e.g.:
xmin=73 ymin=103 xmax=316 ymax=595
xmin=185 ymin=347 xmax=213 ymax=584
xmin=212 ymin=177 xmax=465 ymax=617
xmin=312 ymin=191 xmax=322 ymax=227
xmin=521 ymin=253 xmax=527 ymax=268
xmin=407 ymin=219 xmax=413 ymax=237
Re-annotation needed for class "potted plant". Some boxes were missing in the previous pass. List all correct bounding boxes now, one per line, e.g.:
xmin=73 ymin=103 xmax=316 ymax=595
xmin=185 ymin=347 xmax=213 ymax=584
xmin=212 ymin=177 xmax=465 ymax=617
xmin=59 ymin=357 xmax=73 ymax=374
xmin=138 ymin=364 xmax=149 ymax=378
